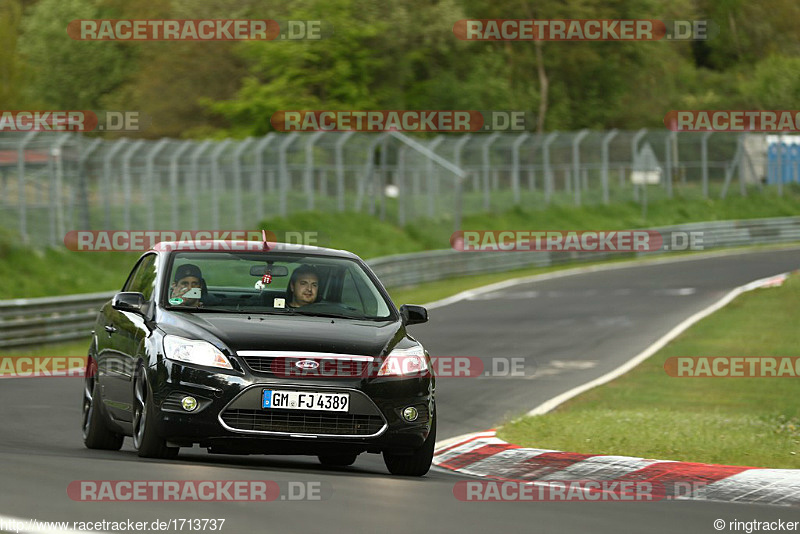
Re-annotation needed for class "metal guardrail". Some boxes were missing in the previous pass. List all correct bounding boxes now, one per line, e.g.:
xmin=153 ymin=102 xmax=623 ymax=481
xmin=0 ymin=291 xmax=114 ymax=349
xmin=2 ymin=216 xmax=800 ymax=348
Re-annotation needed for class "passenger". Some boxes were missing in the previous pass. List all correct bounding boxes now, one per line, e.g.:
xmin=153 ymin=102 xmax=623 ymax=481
xmin=170 ymin=264 xmax=203 ymax=307
xmin=286 ymin=265 xmax=320 ymax=308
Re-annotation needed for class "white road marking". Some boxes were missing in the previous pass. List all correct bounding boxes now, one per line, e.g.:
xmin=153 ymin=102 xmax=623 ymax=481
xmin=522 ymin=271 xmax=790 ymax=417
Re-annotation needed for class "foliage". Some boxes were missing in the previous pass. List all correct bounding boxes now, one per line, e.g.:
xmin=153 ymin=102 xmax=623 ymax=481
xmin=4 ymin=0 xmax=800 ymax=136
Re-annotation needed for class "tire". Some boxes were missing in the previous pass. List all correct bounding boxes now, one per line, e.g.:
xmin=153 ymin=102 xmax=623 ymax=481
xmin=318 ymin=453 xmax=359 ymax=467
xmin=383 ymin=417 xmax=436 ymax=477
xmin=82 ymin=360 xmax=124 ymax=450
xmin=132 ymin=366 xmax=179 ymax=459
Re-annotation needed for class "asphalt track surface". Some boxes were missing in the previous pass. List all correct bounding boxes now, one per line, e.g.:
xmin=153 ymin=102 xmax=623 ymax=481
xmin=2 ymin=248 xmax=800 ymax=533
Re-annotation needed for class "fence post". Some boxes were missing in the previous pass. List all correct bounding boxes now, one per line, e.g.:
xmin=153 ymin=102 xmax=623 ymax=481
xmin=738 ymin=134 xmax=748 ymax=197
xmin=278 ymin=133 xmax=298 ymax=217
xmin=78 ymin=138 xmax=102 ymax=230
xmin=512 ymin=133 xmax=529 ymax=204
xmin=601 ymin=129 xmax=617 ymax=204
xmin=356 ymin=133 xmax=386 ymax=213
xmin=572 ymin=129 xmax=589 ymax=206
xmin=102 ymin=139 xmax=128 ymax=230
xmin=122 ymin=140 xmax=145 ymax=230
xmin=304 ymin=131 xmax=324 ymax=211
xmin=169 ymin=141 xmax=193 ymax=229
xmin=252 ymin=133 xmax=276 ymax=221
xmin=397 ymin=144 xmax=407 ymax=225
xmin=16 ymin=131 xmax=39 ymax=244
xmin=334 ymin=132 xmax=354 ymax=212
xmin=481 ymin=133 xmax=500 ymax=211
xmin=232 ymin=138 xmax=254 ymax=228
xmin=776 ymin=135 xmax=784 ymax=197
xmin=189 ymin=140 xmax=212 ymax=229
xmin=426 ymin=136 xmax=444 ymax=218
xmin=210 ymin=140 xmax=232 ymax=228
xmin=378 ymin=135 xmax=390 ymax=220
xmin=542 ymin=132 xmax=558 ymax=204
xmin=630 ymin=129 xmax=647 ymax=201
xmin=664 ymin=133 xmax=672 ymax=198
xmin=50 ymin=134 xmax=72 ymax=246
xmin=701 ymin=131 xmax=713 ymax=198
xmin=631 ymin=128 xmax=647 ymax=169
xmin=145 ymin=139 xmax=169 ymax=229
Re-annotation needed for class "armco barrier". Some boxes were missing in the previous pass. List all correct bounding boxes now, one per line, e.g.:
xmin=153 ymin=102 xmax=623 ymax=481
xmin=1 ymin=216 xmax=800 ymax=348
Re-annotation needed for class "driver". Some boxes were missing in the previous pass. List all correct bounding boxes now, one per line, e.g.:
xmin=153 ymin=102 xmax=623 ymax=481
xmin=170 ymin=264 xmax=203 ymax=307
xmin=286 ymin=265 xmax=320 ymax=308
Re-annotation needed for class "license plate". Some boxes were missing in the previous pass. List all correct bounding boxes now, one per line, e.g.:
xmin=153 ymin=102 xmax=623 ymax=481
xmin=262 ymin=390 xmax=349 ymax=412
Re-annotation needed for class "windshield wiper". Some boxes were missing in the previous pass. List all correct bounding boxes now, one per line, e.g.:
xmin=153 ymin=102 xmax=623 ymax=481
xmin=290 ymin=309 xmax=366 ymax=320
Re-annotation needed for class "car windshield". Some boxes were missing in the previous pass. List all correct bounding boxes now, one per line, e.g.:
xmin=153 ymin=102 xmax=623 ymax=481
xmin=164 ymin=251 xmax=394 ymax=320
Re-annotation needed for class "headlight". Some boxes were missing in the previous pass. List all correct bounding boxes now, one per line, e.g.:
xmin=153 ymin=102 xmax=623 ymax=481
xmin=377 ymin=345 xmax=430 ymax=377
xmin=163 ymin=335 xmax=233 ymax=370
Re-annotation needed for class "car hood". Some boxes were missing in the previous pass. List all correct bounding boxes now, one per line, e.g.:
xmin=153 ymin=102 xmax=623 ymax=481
xmin=158 ymin=311 xmax=402 ymax=356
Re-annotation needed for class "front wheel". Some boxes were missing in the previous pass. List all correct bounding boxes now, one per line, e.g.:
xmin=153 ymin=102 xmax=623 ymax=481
xmin=383 ymin=418 xmax=436 ymax=477
xmin=132 ymin=366 xmax=178 ymax=459
xmin=82 ymin=360 xmax=124 ymax=450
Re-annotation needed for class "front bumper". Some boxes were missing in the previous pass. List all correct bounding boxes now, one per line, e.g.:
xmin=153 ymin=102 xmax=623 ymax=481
xmin=148 ymin=358 xmax=435 ymax=454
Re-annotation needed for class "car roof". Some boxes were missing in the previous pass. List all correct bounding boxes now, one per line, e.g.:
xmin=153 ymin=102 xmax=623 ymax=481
xmin=150 ymin=240 xmax=360 ymax=260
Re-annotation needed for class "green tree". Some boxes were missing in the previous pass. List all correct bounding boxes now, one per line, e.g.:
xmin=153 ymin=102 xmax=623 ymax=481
xmin=17 ymin=0 xmax=134 ymax=109
xmin=0 ymin=0 xmax=24 ymax=106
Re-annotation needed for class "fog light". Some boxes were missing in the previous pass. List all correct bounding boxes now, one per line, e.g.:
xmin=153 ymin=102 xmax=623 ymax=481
xmin=181 ymin=396 xmax=198 ymax=412
xmin=402 ymin=406 xmax=418 ymax=422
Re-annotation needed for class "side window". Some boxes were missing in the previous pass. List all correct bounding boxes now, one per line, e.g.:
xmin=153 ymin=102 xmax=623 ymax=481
xmin=123 ymin=254 xmax=158 ymax=301
xmin=341 ymin=270 xmax=362 ymax=309
xmin=341 ymin=268 xmax=378 ymax=316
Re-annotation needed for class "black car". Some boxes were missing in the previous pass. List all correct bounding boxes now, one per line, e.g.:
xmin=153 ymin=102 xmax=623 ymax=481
xmin=81 ymin=240 xmax=435 ymax=476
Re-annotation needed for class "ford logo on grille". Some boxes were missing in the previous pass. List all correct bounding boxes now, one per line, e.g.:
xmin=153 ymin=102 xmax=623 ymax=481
xmin=295 ymin=359 xmax=319 ymax=370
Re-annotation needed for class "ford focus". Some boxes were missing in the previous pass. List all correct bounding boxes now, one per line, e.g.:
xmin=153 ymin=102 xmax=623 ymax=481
xmin=81 ymin=240 xmax=435 ymax=476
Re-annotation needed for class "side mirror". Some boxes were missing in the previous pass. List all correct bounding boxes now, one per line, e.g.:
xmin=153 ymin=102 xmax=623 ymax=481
xmin=112 ymin=292 xmax=145 ymax=314
xmin=400 ymin=304 xmax=428 ymax=326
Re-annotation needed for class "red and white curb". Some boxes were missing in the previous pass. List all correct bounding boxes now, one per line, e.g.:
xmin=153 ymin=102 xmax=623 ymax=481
xmin=434 ymin=431 xmax=800 ymax=506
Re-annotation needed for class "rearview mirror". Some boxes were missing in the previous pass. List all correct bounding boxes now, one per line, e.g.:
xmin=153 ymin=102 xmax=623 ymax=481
xmin=112 ymin=292 xmax=145 ymax=314
xmin=249 ymin=265 xmax=289 ymax=277
xmin=400 ymin=304 xmax=428 ymax=326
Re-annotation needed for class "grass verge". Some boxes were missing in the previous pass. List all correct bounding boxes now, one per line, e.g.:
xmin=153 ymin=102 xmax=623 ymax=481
xmin=498 ymin=273 xmax=800 ymax=469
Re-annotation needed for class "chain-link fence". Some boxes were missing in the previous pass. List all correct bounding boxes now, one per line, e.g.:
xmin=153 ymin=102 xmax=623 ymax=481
xmin=0 ymin=130 xmax=793 ymax=247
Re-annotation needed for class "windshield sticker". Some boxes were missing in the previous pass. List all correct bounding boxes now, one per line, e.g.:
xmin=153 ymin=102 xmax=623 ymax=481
xmin=273 ymin=298 xmax=285 ymax=309
xmin=169 ymin=297 xmax=184 ymax=305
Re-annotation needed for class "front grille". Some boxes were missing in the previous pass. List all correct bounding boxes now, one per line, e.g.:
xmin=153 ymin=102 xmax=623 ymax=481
xmin=221 ymin=408 xmax=384 ymax=436
xmin=241 ymin=356 xmax=371 ymax=378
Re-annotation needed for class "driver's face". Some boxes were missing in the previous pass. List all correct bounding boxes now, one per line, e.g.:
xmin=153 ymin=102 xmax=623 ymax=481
xmin=291 ymin=274 xmax=318 ymax=306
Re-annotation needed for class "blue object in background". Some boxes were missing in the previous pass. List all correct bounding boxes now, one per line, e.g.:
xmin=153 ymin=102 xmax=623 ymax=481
xmin=766 ymin=138 xmax=800 ymax=184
